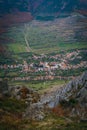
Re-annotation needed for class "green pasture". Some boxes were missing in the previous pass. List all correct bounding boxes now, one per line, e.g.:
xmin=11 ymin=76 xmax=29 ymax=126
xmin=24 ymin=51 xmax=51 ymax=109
xmin=2 ymin=19 xmax=87 ymax=54
xmin=9 ymin=79 xmax=67 ymax=93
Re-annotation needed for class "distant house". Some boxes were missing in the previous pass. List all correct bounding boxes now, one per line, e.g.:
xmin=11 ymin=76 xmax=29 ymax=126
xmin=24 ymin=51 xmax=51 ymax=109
xmin=50 ymin=62 xmax=58 ymax=70
xmin=23 ymin=60 xmax=29 ymax=72
xmin=38 ymin=65 xmax=44 ymax=71
xmin=59 ymin=62 xmax=68 ymax=70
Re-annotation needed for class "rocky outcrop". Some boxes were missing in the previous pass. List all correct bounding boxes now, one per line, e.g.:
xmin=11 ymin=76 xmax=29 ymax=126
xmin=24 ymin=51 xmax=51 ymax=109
xmin=8 ymin=71 xmax=87 ymax=120
xmin=9 ymin=85 xmax=40 ymax=104
xmin=22 ymin=71 xmax=87 ymax=121
xmin=0 ymin=70 xmax=86 ymax=121
xmin=39 ymin=71 xmax=87 ymax=120
xmin=9 ymin=85 xmax=45 ymax=120
xmin=23 ymin=102 xmax=45 ymax=120
xmin=40 ymin=71 xmax=87 ymax=108
xmin=69 ymin=72 xmax=87 ymax=120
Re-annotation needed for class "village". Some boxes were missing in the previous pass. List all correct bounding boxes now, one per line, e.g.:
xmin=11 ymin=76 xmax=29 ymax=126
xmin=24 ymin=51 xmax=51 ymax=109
xmin=0 ymin=50 xmax=87 ymax=81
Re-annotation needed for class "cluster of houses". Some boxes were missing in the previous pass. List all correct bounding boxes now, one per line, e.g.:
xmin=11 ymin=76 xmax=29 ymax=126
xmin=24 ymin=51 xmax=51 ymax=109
xmin=13 ymin=75 xmax=73 ymax=81
xmin=0 ymin=50 xmax=87 ymax=81
xmin=23 ymin=60 xmax=87 ymax=73
xmin=0 ymin=64 xmax=23 ymax=69
xmin=25 ymin=61 xmax=59 ymax=72
xmin=0 ymin=60 xmax=67 ymax=72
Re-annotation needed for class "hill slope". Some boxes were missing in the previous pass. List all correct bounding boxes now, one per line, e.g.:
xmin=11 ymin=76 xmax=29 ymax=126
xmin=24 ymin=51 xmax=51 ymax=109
xmin=0 ymin=14 xmax=87 ymax=54
xmin=0 ymin=0 xmax=87 ymax=16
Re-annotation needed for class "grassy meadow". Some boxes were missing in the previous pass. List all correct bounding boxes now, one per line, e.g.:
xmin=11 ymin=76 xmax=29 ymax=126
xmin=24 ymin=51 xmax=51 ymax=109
xmin=8 ymin=79 xmax=67 ymax=93
xmin=2 ymin=17 xmax=87 ymax=54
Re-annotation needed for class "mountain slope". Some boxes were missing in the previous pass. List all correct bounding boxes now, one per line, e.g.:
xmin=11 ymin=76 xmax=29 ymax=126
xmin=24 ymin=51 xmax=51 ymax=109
xmin=0 ymin=0 xmax=87 ymax=16
xmin=0 ymin=0 xmax=87 ymax=38
xmin=1 ymin=14 xmax=86 ymax=54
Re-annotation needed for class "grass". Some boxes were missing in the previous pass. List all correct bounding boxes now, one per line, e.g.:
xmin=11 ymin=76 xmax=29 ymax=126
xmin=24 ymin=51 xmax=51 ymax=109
xmin=0 ymin=97 xmax=27 ymax=130
xmin=7 ymin=43 xmax=26 ymax=53
xmin=2 ymin=18 xmax=87 ymax=54
xmin=6 ymin=41 xmax=87 ymax=54
xmin=0 ymin=70 xmax=5 ymax=77
xmin=0 ymin=97 xmax=87 ymax=130
xmin=9 ymin=79 xmax=67 ymax=93
xmin=16 ymin=113 xmax=87 ymax=130
xmin=0 ymin=98 xmax=26 ymax=113
xmin=56 ymin=42 xmax=87 ymax=51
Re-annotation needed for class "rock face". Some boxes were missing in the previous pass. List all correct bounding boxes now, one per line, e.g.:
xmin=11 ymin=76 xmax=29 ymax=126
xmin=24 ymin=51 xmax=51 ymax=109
xmin=23 ymin=102 xmax=45 ymax=120
xmin=9 ymin=85 xmax=45 ymax=120
xmin=9 ymin=86 xmax=40 ymax=104
xmin=23 ymin=71 xmax=87 ymax=120
xmin=7 ymin=71 xmax=87 ymax=120
xmin=40 ymin=71 xmax=87 ymax=107
xmin=40 ymin=71 xmax=87 ymax=120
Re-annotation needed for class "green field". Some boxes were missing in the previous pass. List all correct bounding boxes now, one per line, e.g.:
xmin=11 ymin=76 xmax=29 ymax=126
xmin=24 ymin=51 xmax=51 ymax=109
xmin=2 ymin=18 xmax=87 ymax=54
xmin=9 ymin=79 xmax=67 ymax=93
xmin=7 ymin=42 xmax=87 ymax=54
xmin=7 ymin=43 xmax=26 ymax=53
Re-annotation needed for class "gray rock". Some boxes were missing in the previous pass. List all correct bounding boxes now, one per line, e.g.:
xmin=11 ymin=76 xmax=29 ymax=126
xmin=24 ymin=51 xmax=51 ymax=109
xmin=23 ymin=102 xmax=44 ymax=120
xmin=39 ymin=71 xmax=87 ymax=120
xmin=15 ymin=71 xmax=87 ymax=121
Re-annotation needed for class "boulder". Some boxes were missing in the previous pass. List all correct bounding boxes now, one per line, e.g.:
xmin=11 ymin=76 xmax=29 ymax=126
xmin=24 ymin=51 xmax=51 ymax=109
xmin=9 ymin=85 xmax=40 ymax=104
xmin=23 ymin=102 xmax=45 ymax=120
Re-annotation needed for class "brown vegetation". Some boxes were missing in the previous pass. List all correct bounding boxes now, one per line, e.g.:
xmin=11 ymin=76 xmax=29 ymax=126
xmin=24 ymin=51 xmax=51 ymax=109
xmin=52 ymin=105 xmax=64 ymax=117
xmin=0 ymin=11 xmax=33 ymax=34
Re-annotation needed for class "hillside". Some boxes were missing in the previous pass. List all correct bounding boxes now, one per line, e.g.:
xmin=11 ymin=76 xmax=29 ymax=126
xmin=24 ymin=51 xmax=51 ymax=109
xmin=0 ymin=0 xmax=87 ymax=34
xmin=0 ymin=14 xmax=87 ymax=54
xmin=0 ymin=0 xmax=87 ymax=16
xmin=0 ymin=13 xmax=87 ymax=82
xmin=0 ymin=1 xmax=87 ymax=129
xmin=0 ymin=71 xmax=87 ymax=130
xmin=0 ymin=0 xmax=87 ymax=54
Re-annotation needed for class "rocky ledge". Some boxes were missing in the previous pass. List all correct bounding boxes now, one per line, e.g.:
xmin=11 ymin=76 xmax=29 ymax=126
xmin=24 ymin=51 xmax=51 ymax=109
xmin=0 ymin=71 xmax=87 ymax=121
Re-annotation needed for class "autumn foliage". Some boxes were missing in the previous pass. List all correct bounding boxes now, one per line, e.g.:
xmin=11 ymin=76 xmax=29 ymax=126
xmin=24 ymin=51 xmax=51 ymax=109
xmin=52 ymin=105 xmax=64 ymax=117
